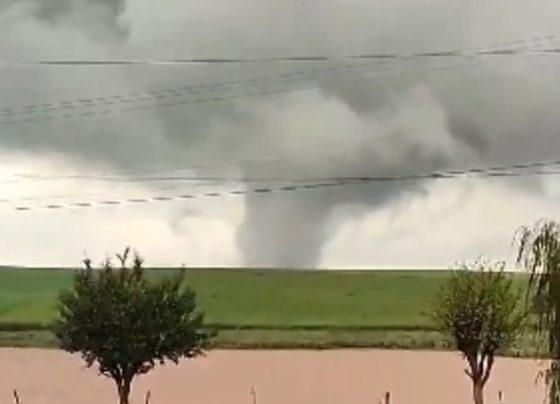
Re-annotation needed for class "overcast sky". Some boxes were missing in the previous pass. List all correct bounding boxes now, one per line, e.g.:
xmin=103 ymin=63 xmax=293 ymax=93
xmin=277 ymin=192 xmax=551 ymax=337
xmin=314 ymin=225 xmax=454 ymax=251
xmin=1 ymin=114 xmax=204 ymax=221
xmin=0 ymin=0 xmax=560 ymax=268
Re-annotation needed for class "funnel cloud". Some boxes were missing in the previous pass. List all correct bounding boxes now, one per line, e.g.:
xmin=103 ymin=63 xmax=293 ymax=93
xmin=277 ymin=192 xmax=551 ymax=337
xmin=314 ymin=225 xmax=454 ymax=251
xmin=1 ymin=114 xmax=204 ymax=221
xmin=1 ymin=0 xmax=560 ymax=267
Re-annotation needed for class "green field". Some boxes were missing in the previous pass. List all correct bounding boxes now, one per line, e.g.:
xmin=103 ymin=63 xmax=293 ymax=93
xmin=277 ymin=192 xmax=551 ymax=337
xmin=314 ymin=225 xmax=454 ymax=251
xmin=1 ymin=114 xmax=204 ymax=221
xmin=0 ymin=268 xmax=532 ymax=353
xmin=0 ymin=268 xmax=448 ymax=328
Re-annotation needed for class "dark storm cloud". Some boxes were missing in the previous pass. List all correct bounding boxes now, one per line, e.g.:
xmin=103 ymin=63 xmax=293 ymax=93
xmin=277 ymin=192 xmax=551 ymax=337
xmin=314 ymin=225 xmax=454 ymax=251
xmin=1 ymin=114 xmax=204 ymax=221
xmin=445 ymin=115 xmax=488 ymax=154
xmin=1 ymin=0 xmax=560 ymax=266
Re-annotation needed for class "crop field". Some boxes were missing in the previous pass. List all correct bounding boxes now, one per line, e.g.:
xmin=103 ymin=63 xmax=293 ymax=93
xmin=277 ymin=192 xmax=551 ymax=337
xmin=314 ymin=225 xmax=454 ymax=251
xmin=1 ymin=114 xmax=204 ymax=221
xmin=0 ymin=268 xmax=531 ymax=351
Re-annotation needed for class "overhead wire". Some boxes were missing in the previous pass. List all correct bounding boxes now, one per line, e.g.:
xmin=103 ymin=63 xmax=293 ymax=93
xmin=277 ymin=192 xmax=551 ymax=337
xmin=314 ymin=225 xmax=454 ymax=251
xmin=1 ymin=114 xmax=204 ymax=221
xmin=0 ymin=34 xmax=557 ymax=66
xmin=0 ymin=60 xmax=388 ymax=119
xmin=3 ymin=173 xmax=334 ymax=183
xmin=0 ymin=35 xmax=558 ymax=126
xmin=2 ymin=35 xmax=560 ymax=212
xmin=0 ymin=57 xmax=504 ymax=126
xmin=0 ymin=181 xmax=208 ymax=204
xmin=6 ymin=158 xmax=560 ymax=185
xmin=3 ymin=162 xmax=252 ymax=182
xmin=6 ymin=158 xmax=560 ymax=212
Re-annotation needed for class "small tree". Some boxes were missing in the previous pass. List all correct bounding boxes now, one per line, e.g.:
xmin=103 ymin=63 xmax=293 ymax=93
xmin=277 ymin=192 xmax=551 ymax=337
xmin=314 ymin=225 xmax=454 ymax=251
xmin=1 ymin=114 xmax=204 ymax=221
xmin=431 ymin=261 xmax=525 ymax=404
xmin=54 ymin=248 xmax=211 ymax=404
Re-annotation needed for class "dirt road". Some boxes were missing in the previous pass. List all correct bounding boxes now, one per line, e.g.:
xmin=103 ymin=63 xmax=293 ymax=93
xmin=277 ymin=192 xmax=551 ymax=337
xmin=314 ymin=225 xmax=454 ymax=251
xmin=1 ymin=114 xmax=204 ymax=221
xmin=0 ymin=348 xmax=545 ymax=404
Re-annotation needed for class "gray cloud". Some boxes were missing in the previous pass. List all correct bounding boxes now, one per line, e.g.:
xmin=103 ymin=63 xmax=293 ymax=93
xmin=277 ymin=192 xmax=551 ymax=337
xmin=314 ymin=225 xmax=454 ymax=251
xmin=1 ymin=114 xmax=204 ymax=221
xmin=9 ymin=0 xmax=128 ymax=39
xmin=1 ymin=0 xmax=560 ymax=266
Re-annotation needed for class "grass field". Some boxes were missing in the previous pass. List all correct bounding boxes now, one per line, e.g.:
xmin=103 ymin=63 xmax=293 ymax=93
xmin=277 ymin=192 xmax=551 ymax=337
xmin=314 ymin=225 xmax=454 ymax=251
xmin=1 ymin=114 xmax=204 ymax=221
xmin=0 ymin=268 xmax=532 ymax=352
xmin=0 ymin=268 xmax=448 ymax=327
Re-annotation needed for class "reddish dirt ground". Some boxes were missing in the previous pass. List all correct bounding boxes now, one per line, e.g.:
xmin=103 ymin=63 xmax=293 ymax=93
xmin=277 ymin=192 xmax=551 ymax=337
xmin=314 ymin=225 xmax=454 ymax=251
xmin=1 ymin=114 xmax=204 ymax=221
xmin=0 ymin=348 xmax=546 ymax=404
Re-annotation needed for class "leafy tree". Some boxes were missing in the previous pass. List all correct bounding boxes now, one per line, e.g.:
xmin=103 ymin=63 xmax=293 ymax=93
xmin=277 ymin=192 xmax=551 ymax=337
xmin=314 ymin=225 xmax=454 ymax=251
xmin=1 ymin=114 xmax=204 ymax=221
xmin=516 ymin=219 xmax=560 ymax=404
xmin=431 ymin=260 xmax=525 ymax=404
xmin=54 ymin=248 xmax=211 ymax=404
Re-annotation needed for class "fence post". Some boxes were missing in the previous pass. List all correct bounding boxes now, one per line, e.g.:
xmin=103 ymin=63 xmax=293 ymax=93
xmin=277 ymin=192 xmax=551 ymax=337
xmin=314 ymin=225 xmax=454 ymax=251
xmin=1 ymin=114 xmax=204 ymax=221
xmin=250 ymin=387 xmax=257 ymax=404
xmin=13 ymin=390 xmax=20 ymax=404
xmin=384 ymin=391 xmax=391 ymax=404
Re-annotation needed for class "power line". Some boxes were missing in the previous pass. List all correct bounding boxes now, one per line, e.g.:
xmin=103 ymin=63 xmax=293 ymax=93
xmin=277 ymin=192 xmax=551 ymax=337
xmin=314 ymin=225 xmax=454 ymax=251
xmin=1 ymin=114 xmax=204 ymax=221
xmin=0 ymin=34 xmax=557 ymax=66
xmin=0 ymin=59 xmax=383 ymax=118
xmin=0 ymin=183 xmax=188 ymax=203
xmin=0 ymin=35 xmax=556 ymax=125
xmin=1 ymin=168 xmax=274 ymax=184
xmin=0 ymin=43 xmax=492 ymax=120
xmin=0 ymin=55 xmax=488 ymax=126
xmin=3 ymin=162 xmax=259 ymax=181
xmin=5 ymin=173 xmax=333 ymax=183
xmin=6 ymin=158 xmax=560 ymax=184
xmin=8 ymin=159 xmax=560 ymax=212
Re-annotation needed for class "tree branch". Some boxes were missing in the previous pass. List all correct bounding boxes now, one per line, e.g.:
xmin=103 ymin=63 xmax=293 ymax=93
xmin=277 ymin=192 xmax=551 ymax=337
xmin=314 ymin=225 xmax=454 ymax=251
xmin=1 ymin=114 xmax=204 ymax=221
xmin=482 ymin=354 xmax=495 ymax=385
xmin=466 ymin=353 xmax=480 ymax=381
xmin=478 ymin=353 xmax=486 ymax=381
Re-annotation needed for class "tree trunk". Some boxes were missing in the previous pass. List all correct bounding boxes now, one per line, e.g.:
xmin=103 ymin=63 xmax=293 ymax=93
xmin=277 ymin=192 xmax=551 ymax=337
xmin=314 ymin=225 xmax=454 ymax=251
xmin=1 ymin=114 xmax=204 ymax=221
xmin=117 ymin=380 xmax=131 ymax=404
xmin=472 ymin=381 xmax=484 ymax=404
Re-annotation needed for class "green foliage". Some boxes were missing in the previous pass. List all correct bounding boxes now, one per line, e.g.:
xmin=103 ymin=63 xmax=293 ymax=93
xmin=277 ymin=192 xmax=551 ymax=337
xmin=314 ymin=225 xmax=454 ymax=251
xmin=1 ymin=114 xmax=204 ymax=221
xmin=433 ymin=262 xmax=525 ymax=360
xmin=516 ymin=219 xmax=560 ymax=404
xmin=53 ymin=248 xmax=210 ymax=404
xmin=431 ymin=260 xmax=525 ymax=404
